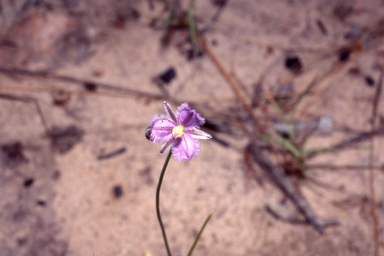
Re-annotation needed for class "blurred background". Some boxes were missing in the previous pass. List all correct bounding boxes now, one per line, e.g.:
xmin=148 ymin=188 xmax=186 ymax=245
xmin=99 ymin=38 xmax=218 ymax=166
xmin=0 ymin=0 xmax=383 ymax=255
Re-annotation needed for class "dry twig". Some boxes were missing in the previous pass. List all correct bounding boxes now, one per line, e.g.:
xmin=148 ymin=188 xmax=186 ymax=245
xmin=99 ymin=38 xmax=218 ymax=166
xmin=369 ymin=67 xmax=382 ymax=256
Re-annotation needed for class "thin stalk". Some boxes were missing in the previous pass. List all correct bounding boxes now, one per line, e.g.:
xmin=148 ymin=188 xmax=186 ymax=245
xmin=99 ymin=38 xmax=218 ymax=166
xmin=161 ymin=2 xmax=176 ymax=42
xmin=369 ymin=68 xmax=382 ymax=256
xmin=287 ymin=77 xmax=317 ymax=112
xmin=156 ymin=150 xmax=173 ymax=256
xmin=187 ymin=0 xmax=198 ymax=58
xmin=187 ymin=213 xmax=213 ymax=256
xmin=195 ymin=33 xmax=265 ymax=135
xmin=187 ymin=8 xmax=199 ymax=59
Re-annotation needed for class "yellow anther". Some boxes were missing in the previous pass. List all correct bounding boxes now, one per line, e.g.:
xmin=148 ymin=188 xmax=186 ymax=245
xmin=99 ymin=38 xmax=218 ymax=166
xmin=172 ymin=125 xmax=185 ymax=138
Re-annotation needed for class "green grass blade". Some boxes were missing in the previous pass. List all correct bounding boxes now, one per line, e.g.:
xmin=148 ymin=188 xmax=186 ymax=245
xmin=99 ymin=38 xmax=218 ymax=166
xmin=187 ymin=8 xmax=199 ymax=59
xmin=187 ymin=213 xmax=213 ymax=256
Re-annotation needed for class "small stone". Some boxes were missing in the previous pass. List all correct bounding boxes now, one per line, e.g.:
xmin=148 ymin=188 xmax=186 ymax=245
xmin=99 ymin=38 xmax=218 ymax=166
xmin=113 ymin=185 xmax=124 ymax=199
xmin=365 ymin=76 xmax=375 ymax=87
xmin=23 ymin=178 xmax=34 ymax=188
xmin=158 ymin=68 xmax=176 ymax=84
xmin=285 ymin=56 xmax=302 ymax=73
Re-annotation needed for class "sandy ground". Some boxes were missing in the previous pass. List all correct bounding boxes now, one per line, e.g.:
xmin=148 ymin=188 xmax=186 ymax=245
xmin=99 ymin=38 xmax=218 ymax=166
xmin=0 ymin=0 xmax=384 ymax=255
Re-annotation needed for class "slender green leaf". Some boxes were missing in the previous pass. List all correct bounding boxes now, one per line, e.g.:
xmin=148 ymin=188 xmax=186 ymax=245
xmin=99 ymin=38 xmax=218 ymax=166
xmin=187 ymin=214 xmax=213 ymax=256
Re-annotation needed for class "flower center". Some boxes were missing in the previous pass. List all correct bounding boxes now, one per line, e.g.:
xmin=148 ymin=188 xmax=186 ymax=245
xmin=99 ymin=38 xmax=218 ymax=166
xmin=172 ymin=125 xmax=185 ymax=138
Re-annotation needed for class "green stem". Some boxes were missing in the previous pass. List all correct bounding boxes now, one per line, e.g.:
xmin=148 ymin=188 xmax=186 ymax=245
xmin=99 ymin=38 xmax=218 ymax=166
xmin=156 ymin=150 xmax=173 ymax=256
xmin=187 ymin=8 xmax=199 ymax=59
xmin=161 ymin=3 xmax=175 ymax=42
xmin=187 ymin=213 xmax=213 ymax=256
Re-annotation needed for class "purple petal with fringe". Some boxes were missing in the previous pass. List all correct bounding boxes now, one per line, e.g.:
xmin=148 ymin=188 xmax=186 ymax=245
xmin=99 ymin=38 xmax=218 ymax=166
xmin=172 ymin=133 xmax=201 ymax=161
xmin=150 ymin=115 xmax=175 ymax=143
xmin=177 ymin=103 xmax=205 ymax=129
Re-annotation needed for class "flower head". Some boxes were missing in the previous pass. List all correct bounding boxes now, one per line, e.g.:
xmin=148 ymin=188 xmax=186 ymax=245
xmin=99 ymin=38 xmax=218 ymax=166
xmin=150 ymin=101 xmax=212 ymax=161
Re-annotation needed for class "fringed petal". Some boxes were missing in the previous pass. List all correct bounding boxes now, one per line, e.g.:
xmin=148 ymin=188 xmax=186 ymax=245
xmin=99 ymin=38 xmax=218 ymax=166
xmin=150 ymin=114 xmax=175 ymax=143
xmin=188 ymin=129 xmax=212 ymax=140
xmin=172 ymin=133 xmax=201 ymax=161
xmin=176 ymin=103 xmax=205 ymax=129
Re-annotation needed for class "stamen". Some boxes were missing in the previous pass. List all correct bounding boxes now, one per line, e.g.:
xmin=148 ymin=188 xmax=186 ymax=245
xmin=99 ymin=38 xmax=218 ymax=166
xmin=172 ymin=125 xmax=185 ymax=138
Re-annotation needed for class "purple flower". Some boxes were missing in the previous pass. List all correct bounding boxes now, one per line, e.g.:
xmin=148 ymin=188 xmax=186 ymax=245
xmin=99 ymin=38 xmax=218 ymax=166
xmin=150 ymin=101 xmax=212 ymax=161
